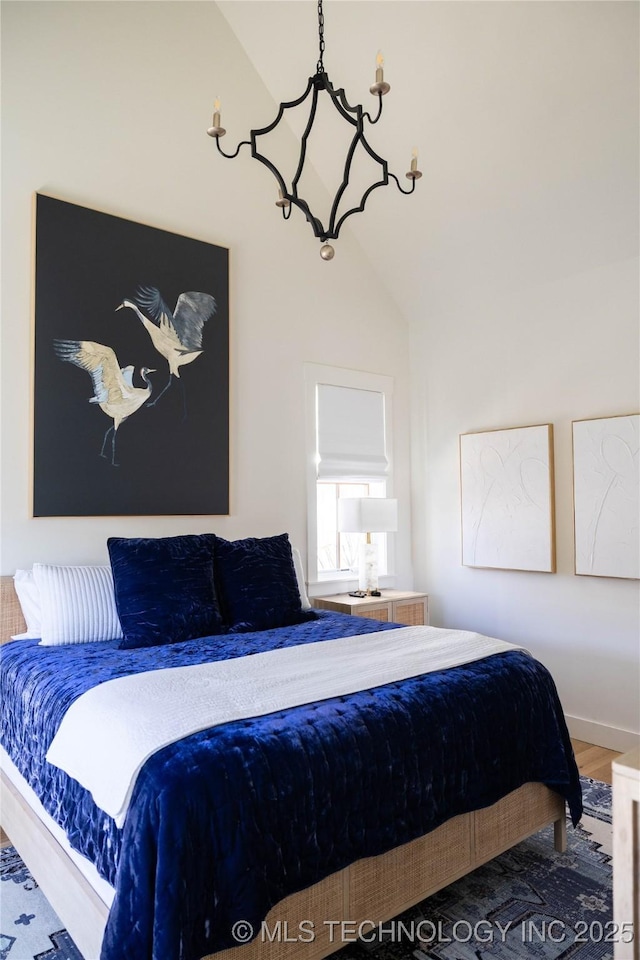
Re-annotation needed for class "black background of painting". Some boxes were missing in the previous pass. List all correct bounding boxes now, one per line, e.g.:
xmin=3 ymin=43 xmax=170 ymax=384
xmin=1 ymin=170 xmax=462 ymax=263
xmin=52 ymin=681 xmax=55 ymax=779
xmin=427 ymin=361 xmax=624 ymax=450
xmin=33 ymin=194 xmax=229 ymax=517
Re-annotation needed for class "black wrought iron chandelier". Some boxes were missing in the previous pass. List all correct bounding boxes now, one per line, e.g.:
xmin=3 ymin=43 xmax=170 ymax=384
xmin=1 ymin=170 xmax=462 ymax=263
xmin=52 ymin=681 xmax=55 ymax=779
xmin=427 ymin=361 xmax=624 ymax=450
xmin=207 ymin=0 xmax=421 ymax=260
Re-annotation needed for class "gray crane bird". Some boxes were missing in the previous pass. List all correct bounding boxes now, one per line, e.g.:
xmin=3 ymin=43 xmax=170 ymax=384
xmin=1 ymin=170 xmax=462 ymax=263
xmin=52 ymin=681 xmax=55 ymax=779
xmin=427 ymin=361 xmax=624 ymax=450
xmin=116 ymin=286 xmax=216 ymax=408
xmin=54 ymin=339 xmax=155 ymax=466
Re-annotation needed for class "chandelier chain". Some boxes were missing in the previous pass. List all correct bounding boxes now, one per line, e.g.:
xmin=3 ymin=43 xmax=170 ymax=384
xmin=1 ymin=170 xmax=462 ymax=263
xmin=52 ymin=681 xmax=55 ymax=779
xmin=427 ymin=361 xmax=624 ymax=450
xmin=317 ymin=0 xmax=325 ymax=73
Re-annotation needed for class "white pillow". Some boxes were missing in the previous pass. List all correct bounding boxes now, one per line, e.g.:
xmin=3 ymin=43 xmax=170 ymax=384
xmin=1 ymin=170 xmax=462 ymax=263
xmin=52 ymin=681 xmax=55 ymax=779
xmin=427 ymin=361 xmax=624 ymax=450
xmin=32 ymin=563 xmax=123 ymax=646
xmin=13 ymin=569 xmax=42 ymax=639
xmin=291 ymin=548 xmax=311 ymax=610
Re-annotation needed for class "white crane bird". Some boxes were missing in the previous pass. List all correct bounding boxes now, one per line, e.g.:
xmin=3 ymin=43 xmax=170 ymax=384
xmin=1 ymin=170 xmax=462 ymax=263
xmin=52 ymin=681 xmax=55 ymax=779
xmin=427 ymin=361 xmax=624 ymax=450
xmin=116 ymin=286 xmax=216 ymax=408
xmin=54 ymin=339 xmax=154 ymax=466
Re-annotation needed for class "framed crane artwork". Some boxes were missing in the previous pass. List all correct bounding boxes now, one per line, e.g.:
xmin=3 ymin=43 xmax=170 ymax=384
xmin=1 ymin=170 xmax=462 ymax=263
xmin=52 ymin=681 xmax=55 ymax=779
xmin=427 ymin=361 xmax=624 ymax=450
xmin=32 ymin=194 xmax=229 ymax=516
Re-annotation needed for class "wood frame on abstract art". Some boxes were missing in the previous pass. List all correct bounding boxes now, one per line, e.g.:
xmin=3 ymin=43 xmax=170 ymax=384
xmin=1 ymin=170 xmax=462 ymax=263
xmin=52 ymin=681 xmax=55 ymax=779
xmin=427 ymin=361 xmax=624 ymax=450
xmin=572 ymin=413 xmax=639 ymax=580
xmin=459 ymin=423 xmax=556 ymax=573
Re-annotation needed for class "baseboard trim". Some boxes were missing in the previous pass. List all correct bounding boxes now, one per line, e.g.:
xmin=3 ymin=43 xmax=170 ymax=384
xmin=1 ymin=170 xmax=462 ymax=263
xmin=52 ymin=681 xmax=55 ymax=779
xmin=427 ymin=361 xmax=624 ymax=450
xmin=565 ymin=715 xmax=640 ymax=753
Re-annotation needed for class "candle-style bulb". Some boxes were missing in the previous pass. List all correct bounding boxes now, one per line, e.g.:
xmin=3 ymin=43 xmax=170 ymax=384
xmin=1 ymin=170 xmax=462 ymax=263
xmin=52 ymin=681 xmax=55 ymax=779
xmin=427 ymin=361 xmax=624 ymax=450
xmin=207 ymin=96 xmax=226 ymax=138
xmin=406 ymin=147 xmax=422 ymax=181
xmin=370 ymin=49 xmax=390 ymax=96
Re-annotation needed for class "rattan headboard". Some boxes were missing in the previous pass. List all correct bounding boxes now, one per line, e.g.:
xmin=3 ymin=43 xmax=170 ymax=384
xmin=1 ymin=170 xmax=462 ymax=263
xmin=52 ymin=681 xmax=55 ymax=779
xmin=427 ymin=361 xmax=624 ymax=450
xmin=1 ymin=576 xmax=26 ymax=644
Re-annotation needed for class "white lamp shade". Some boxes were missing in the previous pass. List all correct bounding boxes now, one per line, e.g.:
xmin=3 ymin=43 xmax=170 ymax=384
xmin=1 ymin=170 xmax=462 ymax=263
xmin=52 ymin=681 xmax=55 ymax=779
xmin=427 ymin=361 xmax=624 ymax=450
xmin=338 ymin=498 xmax=398 ymax=534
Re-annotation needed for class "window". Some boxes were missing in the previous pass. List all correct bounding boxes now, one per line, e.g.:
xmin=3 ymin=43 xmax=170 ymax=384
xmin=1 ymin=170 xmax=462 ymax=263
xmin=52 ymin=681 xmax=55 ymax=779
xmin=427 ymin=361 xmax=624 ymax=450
xmin=304 ymin=364 xmax=394 ymax=589
xmin=317 ymin=480 xmax=387 ymax=573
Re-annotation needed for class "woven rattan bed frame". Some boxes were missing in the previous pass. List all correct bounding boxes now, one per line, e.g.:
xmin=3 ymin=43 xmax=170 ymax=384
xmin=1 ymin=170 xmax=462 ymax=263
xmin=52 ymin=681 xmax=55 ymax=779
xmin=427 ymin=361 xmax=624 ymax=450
xmin=0 ymin=575 xmax=567 ymax=960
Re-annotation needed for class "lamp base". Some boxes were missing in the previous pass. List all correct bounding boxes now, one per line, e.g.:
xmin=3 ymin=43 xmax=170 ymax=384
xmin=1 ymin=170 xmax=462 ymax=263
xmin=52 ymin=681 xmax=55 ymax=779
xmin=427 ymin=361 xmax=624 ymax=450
xmin=358 ymin=541 xmax=379 ymax=594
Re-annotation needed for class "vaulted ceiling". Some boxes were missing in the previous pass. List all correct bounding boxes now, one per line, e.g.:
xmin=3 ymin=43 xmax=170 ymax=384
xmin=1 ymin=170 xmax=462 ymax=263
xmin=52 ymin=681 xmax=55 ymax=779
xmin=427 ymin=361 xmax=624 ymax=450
xmin=217 ymin=1 xmax=638 ymax=322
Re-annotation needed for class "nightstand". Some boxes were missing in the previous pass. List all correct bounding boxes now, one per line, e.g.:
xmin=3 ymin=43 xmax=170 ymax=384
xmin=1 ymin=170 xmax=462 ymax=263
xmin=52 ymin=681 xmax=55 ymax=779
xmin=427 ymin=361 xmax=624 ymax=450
xmin=312 ymin=590 xmax=429 ymax=626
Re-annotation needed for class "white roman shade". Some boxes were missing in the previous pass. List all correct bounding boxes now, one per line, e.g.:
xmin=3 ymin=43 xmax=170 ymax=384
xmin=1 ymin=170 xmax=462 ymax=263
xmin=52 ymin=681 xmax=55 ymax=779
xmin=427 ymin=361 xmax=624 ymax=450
xmin=316 ymin=384 xmax=388 ymax=480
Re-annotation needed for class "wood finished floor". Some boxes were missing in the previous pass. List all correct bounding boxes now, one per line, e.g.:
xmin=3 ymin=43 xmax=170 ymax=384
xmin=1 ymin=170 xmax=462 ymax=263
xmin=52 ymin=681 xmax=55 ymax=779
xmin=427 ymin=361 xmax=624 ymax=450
xmin=571 ymin=738 xmax=622 ymax=785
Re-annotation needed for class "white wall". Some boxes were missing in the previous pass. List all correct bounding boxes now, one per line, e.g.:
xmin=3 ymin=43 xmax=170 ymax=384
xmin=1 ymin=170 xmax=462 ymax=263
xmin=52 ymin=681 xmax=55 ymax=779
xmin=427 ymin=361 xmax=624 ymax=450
xmin=0 ymin=1 xmax=412 ymax=583
xmin=410 ymin=3 xmax=639 ymax=751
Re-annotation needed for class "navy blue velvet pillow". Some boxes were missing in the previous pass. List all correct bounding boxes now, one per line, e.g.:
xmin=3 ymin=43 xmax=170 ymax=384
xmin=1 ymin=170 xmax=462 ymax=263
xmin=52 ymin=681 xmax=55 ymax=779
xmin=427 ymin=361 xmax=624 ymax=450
xmin=214 ymin=533 xmax=316 ymax=633
xmin=108 ymin=534 xmax=224 ymax=649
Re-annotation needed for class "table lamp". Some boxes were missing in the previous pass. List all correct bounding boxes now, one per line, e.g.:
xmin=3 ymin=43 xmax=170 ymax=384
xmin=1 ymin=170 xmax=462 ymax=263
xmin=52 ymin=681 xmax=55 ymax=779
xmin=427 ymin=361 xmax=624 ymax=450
xmin=337 ymin=498 xmax=398 ymax=594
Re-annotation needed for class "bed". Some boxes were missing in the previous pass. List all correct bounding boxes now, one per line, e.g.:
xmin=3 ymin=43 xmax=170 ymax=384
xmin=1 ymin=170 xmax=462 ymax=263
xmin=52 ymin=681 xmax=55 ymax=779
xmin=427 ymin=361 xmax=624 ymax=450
xmin=0 ymin=549 xmax=581 ymax=960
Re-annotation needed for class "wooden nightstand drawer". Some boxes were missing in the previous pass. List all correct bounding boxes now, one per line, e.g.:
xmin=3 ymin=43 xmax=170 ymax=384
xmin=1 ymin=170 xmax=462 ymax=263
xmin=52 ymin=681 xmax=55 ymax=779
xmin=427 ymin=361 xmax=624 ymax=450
xmin=358 ymin=606 xmax=391 ymax=622
xmin=393 ymin=599 xmax=426 ymax=626
xmin=312 ymin=591 xmax=428 ymax=626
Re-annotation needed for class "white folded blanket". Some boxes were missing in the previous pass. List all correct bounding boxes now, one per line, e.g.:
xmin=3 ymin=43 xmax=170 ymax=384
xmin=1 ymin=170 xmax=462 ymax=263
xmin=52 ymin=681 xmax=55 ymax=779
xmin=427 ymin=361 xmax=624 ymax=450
xmin=46 ymin=625 xmax=525 ymax=827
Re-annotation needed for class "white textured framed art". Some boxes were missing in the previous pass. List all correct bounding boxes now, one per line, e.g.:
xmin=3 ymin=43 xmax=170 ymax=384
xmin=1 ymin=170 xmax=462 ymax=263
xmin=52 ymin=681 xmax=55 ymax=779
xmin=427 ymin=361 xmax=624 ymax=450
xmin=460 ymin=424 xmax=555 ymax=573
xmin=572 ymin=414 xmax=639 ymax=579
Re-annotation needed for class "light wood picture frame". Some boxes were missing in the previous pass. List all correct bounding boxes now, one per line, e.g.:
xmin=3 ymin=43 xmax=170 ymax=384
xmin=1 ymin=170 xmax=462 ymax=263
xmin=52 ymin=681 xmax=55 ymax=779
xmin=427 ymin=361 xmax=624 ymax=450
xmin=460 ymin=424 xmax=556 ymax=573
xmin=572 ymin=414 xmax=639 ymax=579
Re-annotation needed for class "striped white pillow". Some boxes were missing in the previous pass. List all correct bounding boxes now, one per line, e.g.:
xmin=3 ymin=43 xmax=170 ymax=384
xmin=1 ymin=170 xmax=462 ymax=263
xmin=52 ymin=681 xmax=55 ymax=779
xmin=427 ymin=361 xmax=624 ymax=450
xmin=33 ymin=564 xmax=123 ymax=645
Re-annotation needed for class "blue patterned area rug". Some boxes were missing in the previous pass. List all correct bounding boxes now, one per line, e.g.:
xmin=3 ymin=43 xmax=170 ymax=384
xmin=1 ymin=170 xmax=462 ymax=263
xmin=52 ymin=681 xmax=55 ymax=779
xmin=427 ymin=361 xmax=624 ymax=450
xmin=0 ymin=778 xmax=613 ymax=960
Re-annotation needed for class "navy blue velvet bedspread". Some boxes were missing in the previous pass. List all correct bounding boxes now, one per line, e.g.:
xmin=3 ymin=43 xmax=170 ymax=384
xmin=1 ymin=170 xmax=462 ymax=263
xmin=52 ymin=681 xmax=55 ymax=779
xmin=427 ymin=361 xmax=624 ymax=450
xmin=0 ymin=613 xmax=581 ymax=960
